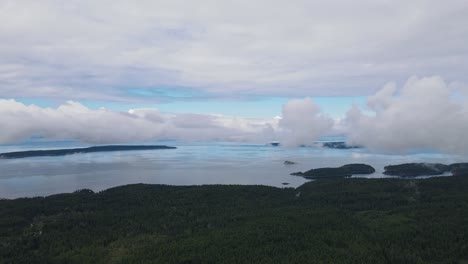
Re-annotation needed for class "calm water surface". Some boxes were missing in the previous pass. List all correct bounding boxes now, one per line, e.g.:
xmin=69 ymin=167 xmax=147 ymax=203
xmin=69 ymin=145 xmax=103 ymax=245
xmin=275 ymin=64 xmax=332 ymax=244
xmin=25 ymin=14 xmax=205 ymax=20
xmin=0 ymin=141 xmax=466 ymax=198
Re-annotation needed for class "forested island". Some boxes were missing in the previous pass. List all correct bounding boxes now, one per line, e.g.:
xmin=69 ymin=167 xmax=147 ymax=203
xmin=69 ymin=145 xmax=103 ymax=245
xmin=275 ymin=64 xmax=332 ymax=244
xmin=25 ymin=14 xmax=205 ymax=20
xmin=1 ymin=175 xmax=468 ymax=263
xmin=291 ymin=163 xmax=375 ymax=179
xmin=383 ymin=162 xmax=468 ymax=177
xmin=0 ymin=145 xmax=176 ymax=159
xmin=290 ymin=162 xmax=468 ymax=179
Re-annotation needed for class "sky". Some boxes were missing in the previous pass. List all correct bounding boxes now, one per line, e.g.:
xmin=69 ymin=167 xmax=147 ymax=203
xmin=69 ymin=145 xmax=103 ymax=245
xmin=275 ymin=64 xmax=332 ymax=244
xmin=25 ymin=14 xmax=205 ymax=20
xmin=1 ymin=0 xmax=468 ymax=154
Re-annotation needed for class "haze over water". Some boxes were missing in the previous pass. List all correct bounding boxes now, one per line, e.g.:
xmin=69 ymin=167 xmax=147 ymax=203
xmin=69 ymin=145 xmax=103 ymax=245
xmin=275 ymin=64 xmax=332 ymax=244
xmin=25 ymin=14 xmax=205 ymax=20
xmin=1 ymin=140 xmax=465 ymax=199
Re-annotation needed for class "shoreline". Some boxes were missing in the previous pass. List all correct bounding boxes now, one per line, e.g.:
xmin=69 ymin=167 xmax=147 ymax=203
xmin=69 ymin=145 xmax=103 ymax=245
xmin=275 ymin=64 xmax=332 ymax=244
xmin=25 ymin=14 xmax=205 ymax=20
xmin=1 ymin=173 xmax=464 ymax=201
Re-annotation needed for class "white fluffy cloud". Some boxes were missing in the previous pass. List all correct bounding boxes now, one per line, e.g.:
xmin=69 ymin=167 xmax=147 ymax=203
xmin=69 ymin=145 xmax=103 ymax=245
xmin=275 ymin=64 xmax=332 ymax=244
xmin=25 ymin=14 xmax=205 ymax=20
xmin=0 ymin=99 xmax=276 ymax=144
xmin=278 ymin=98 xmax=333 ymax=147
xmin=345 ymin=76 xmax=468 ymax=154
xmin=1 ymin=1 xmax=468 ymax=101
xmin=0 ymin=98 xmax=338 ymax=145
xmin=4 ymin=77 xmax=468 ymax=156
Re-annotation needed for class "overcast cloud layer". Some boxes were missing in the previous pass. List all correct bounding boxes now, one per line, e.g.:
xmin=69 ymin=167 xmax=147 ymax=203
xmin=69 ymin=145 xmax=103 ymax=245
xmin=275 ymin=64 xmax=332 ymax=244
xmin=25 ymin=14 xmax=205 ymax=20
xmin=1 ymin=0 xmax=468 ymax=101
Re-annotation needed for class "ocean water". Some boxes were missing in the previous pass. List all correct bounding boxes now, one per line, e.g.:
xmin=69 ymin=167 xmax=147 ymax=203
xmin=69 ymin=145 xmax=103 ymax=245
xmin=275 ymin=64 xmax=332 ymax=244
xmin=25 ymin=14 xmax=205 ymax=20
xmin=0 ymin=141 xmax=466 ymax=199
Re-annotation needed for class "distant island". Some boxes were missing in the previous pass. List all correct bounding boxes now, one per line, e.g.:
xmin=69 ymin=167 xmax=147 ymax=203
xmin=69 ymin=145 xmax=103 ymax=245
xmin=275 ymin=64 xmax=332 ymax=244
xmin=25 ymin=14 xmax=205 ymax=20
xmin=267 ymin=141 xmax=362 ymax=149
xmin=384 ymin=162 xmax=468 ymax=177
xmin=292 ymin=162 xmax=468 ymax=179
xmin=0 ymin=145 xmax=177 ymax=159
xmin=291 ymin=163 xmax=375 ymax=179
xmin=322 ymin=141 xmax=362 ymax=149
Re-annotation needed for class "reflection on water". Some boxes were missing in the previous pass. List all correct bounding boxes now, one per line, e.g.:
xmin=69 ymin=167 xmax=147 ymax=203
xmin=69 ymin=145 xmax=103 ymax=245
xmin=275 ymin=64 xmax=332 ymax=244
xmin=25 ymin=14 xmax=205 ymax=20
xmin=0 ymin=141 xmax=466 ymax=198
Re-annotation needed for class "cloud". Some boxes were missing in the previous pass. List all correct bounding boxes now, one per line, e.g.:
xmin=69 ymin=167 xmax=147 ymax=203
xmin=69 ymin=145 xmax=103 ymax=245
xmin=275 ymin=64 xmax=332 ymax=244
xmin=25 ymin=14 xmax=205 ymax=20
xmin=0 ymin=97 xmax=336 ymax=146
xmin=277 ymin=98 xmax=333 ymax=147
xmin=4 ymin=77 xmax=468 ymax=156
xmin=0 ymin=99 xmax=275 ymax=144
xmin=344 ymin=76 xmax=468 ymax=154
xmin=1 ymin=1 xmax=468 ymax=101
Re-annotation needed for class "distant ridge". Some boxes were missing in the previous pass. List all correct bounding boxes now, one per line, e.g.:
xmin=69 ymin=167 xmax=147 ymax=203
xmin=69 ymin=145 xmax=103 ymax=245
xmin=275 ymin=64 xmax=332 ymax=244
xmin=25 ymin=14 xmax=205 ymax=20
xmin=0 ymin=145 xmax=177 ymax=159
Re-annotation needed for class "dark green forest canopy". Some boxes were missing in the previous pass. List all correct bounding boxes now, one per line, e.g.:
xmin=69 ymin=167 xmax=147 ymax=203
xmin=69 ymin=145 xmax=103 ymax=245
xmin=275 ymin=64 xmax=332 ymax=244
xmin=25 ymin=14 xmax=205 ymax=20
xmin=1 ymin=176 xmax=468 ymax=263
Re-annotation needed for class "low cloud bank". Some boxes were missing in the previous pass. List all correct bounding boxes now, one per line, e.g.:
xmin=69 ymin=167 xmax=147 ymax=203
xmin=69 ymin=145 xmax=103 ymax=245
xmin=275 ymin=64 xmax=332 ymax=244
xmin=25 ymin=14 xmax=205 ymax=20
xmin=3 ymin=75 xmax=468 ymax=155
xmin=0 ymin=100 xmax=274 ymax=144
xmin=345 ymin=76 xmax=468 ymax=154
xmin=0 ymin=98 xmax=334 ymax=147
